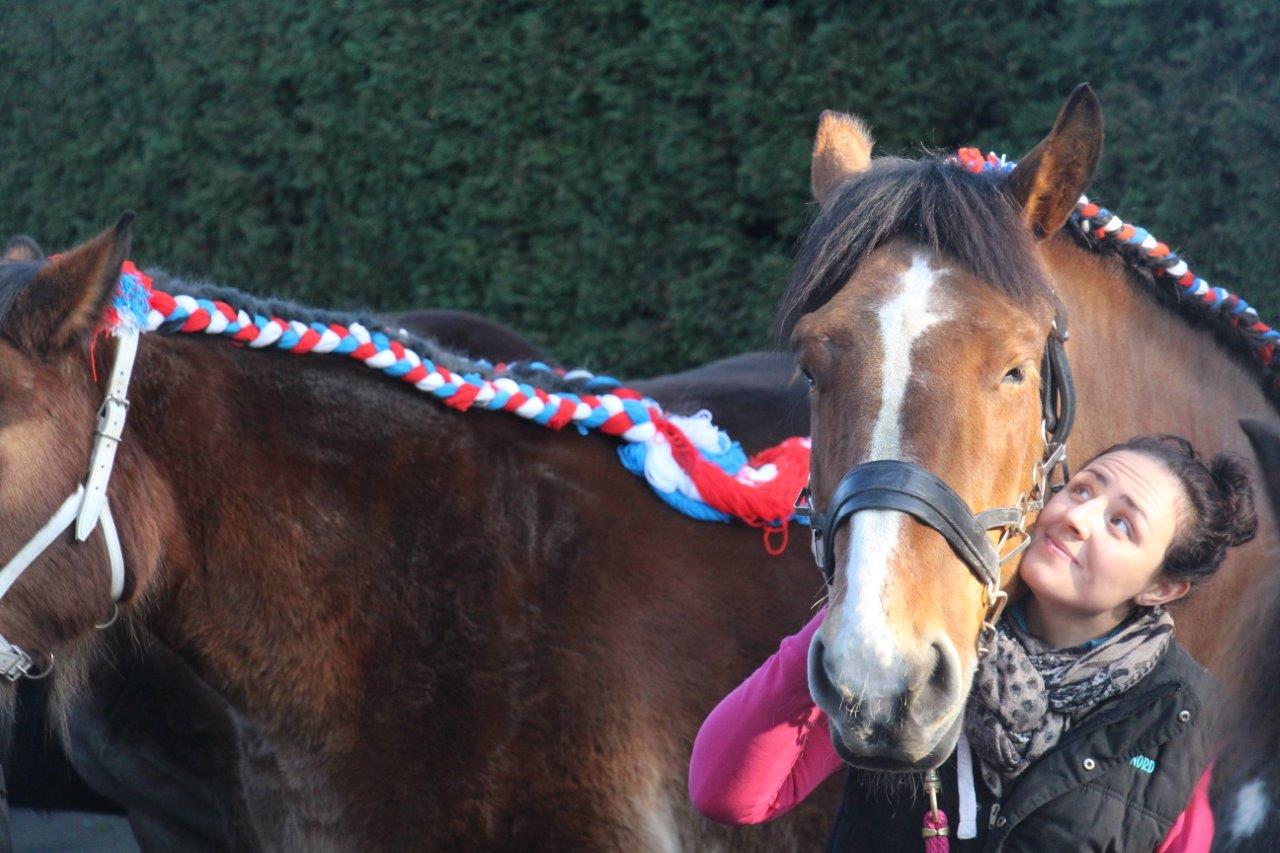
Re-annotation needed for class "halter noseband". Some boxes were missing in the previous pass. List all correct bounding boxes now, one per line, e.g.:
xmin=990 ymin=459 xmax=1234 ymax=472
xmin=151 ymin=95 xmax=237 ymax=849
xmin=0 ymin=329 xmax=137 ymax=680
xmin=795 ymin=309 xmax=1074 ymax=657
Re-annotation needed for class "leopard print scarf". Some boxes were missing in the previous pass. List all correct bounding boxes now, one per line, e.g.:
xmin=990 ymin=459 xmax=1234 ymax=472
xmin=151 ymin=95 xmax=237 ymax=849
xmin=962 ymin=604 xmax=1174 ymax=795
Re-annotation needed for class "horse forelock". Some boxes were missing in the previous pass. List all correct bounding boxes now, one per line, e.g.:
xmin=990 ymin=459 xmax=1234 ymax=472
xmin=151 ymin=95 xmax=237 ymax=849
xmin=775 ymin=156 xmax=1053 ymax=344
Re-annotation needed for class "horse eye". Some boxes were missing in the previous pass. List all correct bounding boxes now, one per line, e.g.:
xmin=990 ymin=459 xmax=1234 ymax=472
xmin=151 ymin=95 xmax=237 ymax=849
xmin=1002 ymin=366 xmax=1026 ymax=385
xmin=800 ymin=367 xmax=816 ymax=389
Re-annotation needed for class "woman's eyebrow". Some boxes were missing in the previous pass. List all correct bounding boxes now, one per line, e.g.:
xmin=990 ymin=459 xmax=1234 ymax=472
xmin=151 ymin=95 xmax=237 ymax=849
xmin=1120 ymin=494 xmax=1149 ymax=526
xmin=1084 ymin=467 xmax=1149 ymax=525
xmin=1080 ymin=466 xmax=1152 ymax=525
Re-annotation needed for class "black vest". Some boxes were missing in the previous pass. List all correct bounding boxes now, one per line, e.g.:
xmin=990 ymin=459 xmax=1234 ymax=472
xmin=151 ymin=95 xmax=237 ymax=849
xmin=826 ymin=642 xmax=1215 ymax=852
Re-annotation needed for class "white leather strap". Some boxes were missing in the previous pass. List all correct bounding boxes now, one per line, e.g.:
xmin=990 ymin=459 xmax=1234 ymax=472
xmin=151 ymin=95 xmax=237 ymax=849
xmin=100 ymin=498 xmax=125 ymax=601
xmin=0 ymin=489 xmax=83 ymax=600
xmin=77 ymin=329 xmax=138 ymax=542
xmin=957 ymin=730 xmax=979 ymax=839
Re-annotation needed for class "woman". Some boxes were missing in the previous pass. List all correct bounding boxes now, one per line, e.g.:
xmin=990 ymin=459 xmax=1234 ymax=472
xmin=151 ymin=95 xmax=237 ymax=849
xmin=690 ymin=436 xmax=1256 ymax=851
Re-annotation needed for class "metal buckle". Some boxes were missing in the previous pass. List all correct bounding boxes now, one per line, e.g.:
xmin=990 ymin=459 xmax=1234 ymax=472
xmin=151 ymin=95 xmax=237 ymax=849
xmin=794 ymin=487 xmax=827 ymax=577
xmin=93 ymin=394 xmax=130 ymax=442
xmin=977 ymin=587 xmax=1008 ymax=657
xmin=0 ymin=641 xmax=52 ymax=682
xmin=922 ymin=767 xmax=946 ymax=836
xmin=792 ymin=487 xmax=813 ymax=519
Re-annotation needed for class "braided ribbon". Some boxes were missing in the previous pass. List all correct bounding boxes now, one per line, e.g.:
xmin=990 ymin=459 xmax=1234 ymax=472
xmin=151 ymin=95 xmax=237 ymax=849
xmin=103 ymin=263 xmax=810 ymax=550
xmin=949 ymin=148 xmax=1280 ymax=388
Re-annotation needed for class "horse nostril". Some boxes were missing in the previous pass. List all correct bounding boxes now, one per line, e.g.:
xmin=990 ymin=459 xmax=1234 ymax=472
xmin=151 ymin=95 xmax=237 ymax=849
xmin=928 ymin=641 xmax=950 ymax=692
xmin=909 ymin=639 xmax=961 ymax=729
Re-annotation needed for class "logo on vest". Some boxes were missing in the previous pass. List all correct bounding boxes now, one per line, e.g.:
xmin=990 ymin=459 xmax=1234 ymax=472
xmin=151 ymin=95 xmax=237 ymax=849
xmin=1129 ymin=755 xmax=1156 ymax=774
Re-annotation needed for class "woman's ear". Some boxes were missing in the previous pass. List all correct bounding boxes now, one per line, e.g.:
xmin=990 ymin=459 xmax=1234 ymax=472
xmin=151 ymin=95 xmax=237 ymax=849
xmin=1134 ymin=577 xmax=1191 ymax=608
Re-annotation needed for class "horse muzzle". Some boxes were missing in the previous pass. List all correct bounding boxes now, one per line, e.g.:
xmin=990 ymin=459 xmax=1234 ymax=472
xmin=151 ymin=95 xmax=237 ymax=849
xmin=807 ymin=628 xmax=966 ymax=772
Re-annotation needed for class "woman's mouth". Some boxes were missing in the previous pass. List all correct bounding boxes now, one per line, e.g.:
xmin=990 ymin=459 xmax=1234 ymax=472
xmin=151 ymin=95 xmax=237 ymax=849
xmin=1044 ymin=534 xmax=1076 ymax=564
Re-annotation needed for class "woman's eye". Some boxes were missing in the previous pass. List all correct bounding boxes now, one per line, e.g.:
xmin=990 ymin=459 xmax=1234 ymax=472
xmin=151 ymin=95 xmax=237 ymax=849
xmin=1071 ymin=484 xmax=1090 ymax=498
xmin=1002 ymin=366 xmax=1026 ymax=385
xmin=1110 ymin=516 xmax=1133 ymax=537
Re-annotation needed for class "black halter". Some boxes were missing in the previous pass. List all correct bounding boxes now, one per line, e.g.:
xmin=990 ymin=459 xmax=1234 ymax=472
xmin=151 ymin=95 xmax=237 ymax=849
xmin=795 ymin=309 xmax=1074 ymax=654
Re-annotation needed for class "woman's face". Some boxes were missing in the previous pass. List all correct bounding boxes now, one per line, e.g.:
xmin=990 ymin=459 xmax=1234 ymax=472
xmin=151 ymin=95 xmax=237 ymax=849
xmin=1019 ymin=450 xmax=1189 ymax=619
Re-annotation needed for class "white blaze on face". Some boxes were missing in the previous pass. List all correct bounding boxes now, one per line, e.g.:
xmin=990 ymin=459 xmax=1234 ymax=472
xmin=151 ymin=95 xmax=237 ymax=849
xmin=828 ymin=253 xmax=950 ymax=700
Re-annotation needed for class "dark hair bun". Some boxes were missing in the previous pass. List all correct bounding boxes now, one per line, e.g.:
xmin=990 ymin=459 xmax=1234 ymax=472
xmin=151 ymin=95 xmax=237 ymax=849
xmin=1210 ymin=453 xmax=1258 ymax=547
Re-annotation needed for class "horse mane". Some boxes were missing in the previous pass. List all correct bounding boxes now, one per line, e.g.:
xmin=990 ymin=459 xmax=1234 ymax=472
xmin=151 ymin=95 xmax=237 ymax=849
xmin=1057 ymin=217 xmax=1280 ymax=408
xmin=775 ymin=156 xmax=1055 ymax=342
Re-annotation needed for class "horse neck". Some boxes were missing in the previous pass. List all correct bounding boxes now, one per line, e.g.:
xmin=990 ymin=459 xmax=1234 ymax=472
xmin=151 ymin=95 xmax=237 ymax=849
xmin=120 ymin=333 xmax=463 ymax=733
xmin=1042 ymin=235 xmax=1277 ymax=457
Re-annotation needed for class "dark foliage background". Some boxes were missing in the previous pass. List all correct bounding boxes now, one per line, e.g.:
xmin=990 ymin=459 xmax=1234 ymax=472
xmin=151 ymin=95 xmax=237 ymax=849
xmin=2 ymin=0 xmax=1277 ymax=375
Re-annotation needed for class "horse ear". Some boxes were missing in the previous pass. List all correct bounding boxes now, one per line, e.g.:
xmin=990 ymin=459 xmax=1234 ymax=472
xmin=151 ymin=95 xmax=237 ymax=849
xmin=811 ymin=111 xmax=874 ymax=206
xmin=11 ymin=213 xmax=134 ymax=353
xmin=1008 ymin=84 xmax=1103 ymax=238
xmin=1241 ymin=418 xmax=1280 ymax=518
xmin=2 ymin=236 xmax=44 ymax=263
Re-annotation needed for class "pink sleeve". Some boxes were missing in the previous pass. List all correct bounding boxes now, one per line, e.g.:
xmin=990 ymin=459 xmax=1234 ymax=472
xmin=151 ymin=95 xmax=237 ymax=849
xmin=1156 ymin=764 xmax=1215 ymax=852
xmin=688 ymin=606 xmax=844 ymax=825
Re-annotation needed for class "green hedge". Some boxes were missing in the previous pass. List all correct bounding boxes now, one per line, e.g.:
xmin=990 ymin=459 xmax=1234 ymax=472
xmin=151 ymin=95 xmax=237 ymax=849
xmin=3 ymin=0 xmax=1277 ymax=375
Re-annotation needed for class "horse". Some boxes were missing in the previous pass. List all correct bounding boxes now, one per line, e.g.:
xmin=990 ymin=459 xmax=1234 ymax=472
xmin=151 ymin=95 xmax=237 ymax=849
xmin=1208 ymin=417 xmax=1280 ymax=851
xmin=0 ymin=230 xmax=825 ymax=850
xmin=784 ymin=84 xmax=1280 ymax=772
xmin=55 ymin=320 xmax=808 ymax=850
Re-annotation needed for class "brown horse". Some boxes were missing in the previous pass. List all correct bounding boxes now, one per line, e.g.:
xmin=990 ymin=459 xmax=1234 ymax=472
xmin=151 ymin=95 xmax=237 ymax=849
xmin=5 ymin=304 xmax=554 ymax=849
xmin=52 ymin=319 xmax=809 ymax=850
xmin=0 ymin=234 xmax=828 ymax=850
xmin=785 ymin=85 xmax=1279 ymax=771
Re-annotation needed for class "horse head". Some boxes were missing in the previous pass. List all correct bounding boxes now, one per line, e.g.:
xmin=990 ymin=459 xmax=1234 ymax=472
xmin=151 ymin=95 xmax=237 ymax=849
xmin=0 ymin=216 xmax=168 ymax=678
xmin=783 ymin=86 xmax=1102 ymax=771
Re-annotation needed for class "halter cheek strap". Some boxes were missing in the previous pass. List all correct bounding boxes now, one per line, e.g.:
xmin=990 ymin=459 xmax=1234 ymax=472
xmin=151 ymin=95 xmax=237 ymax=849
xmin=0 ymin=328 xmax=138 ymax=680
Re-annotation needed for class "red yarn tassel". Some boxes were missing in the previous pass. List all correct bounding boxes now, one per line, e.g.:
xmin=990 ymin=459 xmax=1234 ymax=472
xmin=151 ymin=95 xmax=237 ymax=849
xmin=653 ymin=418 xmax=810 ymax=542
xmin=922 ymin=809 xmax=949 ymax=853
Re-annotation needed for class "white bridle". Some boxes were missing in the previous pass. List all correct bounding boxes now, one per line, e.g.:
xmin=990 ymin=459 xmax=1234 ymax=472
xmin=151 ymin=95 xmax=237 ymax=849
xmin=0 ymin=328 xmax=139 ymax=680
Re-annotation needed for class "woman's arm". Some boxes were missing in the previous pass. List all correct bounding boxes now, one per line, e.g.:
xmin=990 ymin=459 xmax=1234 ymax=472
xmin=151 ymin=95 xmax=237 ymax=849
xmin=688 ymin=606 xmax=843 ymax=825
xmin=1155 ymin=765 xmax=1214 ymax=852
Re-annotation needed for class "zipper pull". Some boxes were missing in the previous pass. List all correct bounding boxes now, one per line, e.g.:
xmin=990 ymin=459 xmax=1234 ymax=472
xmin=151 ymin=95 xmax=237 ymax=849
xmin=988 ymin=802 xmax=1001 ymax=830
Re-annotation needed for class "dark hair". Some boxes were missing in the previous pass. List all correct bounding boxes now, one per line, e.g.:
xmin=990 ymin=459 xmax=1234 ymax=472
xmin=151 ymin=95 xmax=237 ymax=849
xmin=1087 ymin=435 xmax=1257 ymax=585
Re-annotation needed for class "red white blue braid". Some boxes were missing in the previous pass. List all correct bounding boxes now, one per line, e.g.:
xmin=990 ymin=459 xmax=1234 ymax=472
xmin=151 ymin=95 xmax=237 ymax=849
xmin=106 ymin=263 xmax=810 ymax=554
xmin=949 ymin=148 xmax=1280 ymax=386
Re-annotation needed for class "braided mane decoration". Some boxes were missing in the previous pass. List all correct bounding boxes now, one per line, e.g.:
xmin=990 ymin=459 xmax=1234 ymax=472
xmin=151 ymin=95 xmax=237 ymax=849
xmin=951 ymin=148 xmax=1280 ymax=389
xmin=105 ymin=263 xmax=811 ymax=555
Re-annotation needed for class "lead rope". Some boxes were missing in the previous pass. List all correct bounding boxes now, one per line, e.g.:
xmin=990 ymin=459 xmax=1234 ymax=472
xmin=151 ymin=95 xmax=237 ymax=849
xmin=922 ymin=767 xmax=949 ymax=851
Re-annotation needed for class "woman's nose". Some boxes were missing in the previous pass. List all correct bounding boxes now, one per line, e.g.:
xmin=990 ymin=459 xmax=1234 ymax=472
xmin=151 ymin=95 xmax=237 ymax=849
xmin=1062 ymin=498 xmax=1100 ymax=539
